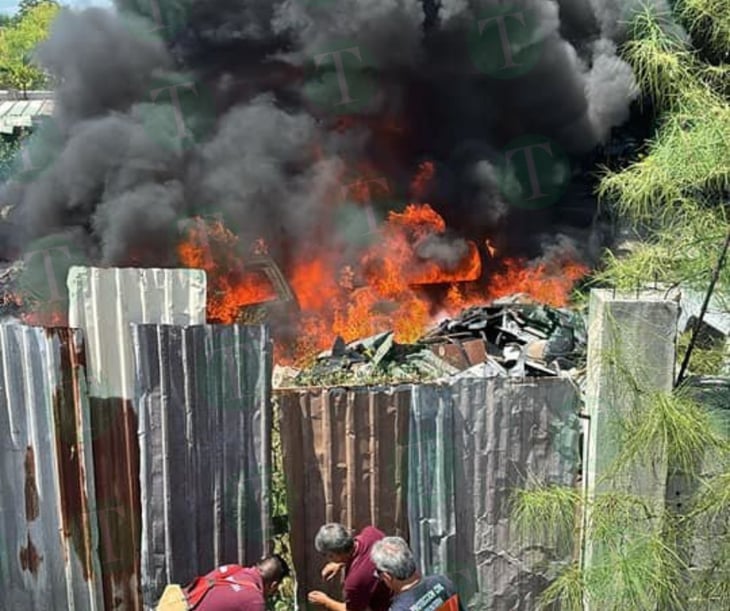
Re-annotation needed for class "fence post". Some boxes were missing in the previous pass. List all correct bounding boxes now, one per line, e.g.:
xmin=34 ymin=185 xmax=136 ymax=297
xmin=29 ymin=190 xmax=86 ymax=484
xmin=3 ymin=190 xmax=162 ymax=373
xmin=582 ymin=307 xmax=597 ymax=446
xmin=582 ymin=289 xmax=679 ymax=603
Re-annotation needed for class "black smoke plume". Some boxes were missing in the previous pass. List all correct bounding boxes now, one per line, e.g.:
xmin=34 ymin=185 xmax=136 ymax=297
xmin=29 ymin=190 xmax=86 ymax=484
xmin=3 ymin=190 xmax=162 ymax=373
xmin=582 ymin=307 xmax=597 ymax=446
xmin=0 ymin=0 xmax=675 ymax=281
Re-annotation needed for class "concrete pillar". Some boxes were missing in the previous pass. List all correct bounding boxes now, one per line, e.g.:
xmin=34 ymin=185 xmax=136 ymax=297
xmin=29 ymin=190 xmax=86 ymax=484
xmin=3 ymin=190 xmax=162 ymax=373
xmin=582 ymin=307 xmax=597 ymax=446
xmin=582 ymin=290 xmax=679 ymax=566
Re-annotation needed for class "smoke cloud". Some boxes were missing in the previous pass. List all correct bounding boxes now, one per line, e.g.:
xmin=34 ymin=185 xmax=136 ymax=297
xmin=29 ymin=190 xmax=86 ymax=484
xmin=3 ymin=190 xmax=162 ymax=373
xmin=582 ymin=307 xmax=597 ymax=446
xmin=0 ymin=0 xmax=675 ymax=277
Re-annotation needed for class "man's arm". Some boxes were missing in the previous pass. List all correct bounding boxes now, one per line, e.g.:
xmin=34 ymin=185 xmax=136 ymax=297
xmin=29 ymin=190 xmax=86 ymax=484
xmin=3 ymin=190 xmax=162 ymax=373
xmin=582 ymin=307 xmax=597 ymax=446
xmin=322 ymin=561 xmax=346 ymax=582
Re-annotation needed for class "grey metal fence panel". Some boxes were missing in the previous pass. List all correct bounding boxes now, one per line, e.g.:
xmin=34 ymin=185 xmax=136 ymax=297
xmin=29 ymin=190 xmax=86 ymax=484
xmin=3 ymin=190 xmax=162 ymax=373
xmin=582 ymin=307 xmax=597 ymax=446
xmin=408 ymin=384 xmax=457 ymax=579
xmin=0 ymin=325 xmax=103 ymax=611
xmin=454 ymin=377 xmax=580 ymax=611
xmin=132 ymin=324 xmax=272 ymax=607
xmin=408 ymin=377 xmax=580 ymax=611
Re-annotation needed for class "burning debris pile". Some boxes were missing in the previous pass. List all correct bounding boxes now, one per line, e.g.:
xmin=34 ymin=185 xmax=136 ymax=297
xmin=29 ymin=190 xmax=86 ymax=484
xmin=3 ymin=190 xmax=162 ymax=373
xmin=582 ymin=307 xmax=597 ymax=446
xmin=0 ymin=0 xmax=679 ymax=359
xmin=283 ymin=295 xmax=587 ymax=387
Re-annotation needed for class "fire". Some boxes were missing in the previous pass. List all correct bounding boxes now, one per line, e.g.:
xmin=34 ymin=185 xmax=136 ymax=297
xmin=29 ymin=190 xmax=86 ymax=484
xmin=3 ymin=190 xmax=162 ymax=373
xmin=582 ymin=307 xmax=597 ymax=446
xmin=177 ymin=219 xmax=277 ymax=323
xmin=175 ymin=169 xmax=588 ymax=363
xmin=486 ymin=258 xmax=588 ymax=305
xmin=363 ymin=204 xmax=481 ymax=289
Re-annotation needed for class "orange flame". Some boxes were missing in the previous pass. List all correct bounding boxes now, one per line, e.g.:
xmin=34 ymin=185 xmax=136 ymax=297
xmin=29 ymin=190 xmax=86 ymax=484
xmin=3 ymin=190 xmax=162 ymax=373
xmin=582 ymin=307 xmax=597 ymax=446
xmin=176 ymin=167 xmax=588 ymax=363
xmin=177 ymin=219 xmax=277 ymax=323
xmin=486 ymin=258 xmax=588 ymax=305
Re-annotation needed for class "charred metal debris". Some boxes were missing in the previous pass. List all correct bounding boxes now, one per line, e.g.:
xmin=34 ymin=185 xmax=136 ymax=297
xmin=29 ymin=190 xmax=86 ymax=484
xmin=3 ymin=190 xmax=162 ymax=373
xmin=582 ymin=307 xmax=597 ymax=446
xmin=289 ymin=295 xmax=587 ymax=387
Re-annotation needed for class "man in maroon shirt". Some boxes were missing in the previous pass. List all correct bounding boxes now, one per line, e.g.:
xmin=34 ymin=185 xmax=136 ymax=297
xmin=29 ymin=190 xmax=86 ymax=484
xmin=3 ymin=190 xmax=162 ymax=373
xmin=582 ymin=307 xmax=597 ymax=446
xmin=156 ymin=554 xmax=289 ymax=611
xmin=308 ymin=523 xmax=392 ymax=611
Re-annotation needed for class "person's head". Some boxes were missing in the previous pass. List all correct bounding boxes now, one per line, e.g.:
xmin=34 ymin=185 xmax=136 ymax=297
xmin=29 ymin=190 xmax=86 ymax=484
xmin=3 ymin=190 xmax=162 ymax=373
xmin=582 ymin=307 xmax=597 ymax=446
xmin=256 ymin=554 xmax=290 ymax=598
xmin=314 ymin=523 xmax=356 ymax=563
xmin=370 ymin=537 xmax=418 ymax=592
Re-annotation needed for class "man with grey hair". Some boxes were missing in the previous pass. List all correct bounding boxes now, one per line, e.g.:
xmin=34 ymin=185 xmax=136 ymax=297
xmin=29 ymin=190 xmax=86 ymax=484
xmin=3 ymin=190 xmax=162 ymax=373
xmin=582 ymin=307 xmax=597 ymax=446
xmin=370 ymin=537 xmax=464 ymax=611
xmin=308 ymin=523 xmax=391 ymax=611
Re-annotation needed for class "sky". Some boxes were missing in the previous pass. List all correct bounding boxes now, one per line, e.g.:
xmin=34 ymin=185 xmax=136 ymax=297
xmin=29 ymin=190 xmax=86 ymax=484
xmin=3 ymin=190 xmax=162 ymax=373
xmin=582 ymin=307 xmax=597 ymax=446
xmin=0 ymin=0 xmax=112 ymax=15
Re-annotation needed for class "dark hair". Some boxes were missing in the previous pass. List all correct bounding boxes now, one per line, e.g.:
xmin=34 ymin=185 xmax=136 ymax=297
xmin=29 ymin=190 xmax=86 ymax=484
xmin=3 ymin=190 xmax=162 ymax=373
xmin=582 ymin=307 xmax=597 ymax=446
xmin=257 ymin=554 xmax=290 ymax=584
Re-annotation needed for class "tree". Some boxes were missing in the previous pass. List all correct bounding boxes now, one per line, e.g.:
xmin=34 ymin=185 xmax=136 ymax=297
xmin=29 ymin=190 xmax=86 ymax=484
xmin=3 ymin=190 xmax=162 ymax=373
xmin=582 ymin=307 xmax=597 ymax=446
xmin=0 ymin=2 xmax=60 ymax=95
xmin=17 ymin=0 xmax=59 ymax=18
xmin=512 ymin=2 xmax=730 ymax=609
xmin=595 ymin=2 xmax=730 ymax=295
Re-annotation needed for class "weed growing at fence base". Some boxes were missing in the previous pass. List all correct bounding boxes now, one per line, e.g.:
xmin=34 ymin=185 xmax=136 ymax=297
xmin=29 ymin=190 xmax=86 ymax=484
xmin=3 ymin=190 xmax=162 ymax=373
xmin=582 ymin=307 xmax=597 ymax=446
xmin=269 ymin=399 xmax=295 ymax=609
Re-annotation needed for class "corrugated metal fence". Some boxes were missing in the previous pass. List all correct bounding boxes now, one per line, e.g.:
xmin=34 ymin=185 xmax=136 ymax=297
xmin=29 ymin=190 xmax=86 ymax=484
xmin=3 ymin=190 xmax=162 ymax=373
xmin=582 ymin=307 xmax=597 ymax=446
xmin=0 ymin=322 xmax=272 ymax=611
xmin=278 ymin=377 xmax=581 ymax=610
xmin=1 ymin=262 xmax=580 ymax=611
xmin=278 ymin=386 xmax=411 ymax=605
xmin=133 ymin=324 xmax=272 ymax=607
xmin=0 ymin=325 xmax=102 ymax=611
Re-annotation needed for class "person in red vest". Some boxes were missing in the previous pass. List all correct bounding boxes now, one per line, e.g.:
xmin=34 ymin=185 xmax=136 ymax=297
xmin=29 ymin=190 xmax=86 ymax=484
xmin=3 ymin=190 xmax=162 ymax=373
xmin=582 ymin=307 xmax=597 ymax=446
xmin=308 ymin=523 xmax=392 ymax=611
xmin=370 ymin=537 xmax=465 ymax=611
xmin=156 ymin=554 xmax=289 ymax=611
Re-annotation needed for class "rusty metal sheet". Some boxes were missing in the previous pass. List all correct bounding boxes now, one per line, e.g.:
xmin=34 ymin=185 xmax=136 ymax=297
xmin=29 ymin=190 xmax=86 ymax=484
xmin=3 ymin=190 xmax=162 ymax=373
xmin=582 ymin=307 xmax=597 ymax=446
xmin=67 ymin=266 xmax=207 ymax=399
xmin=277 ymin=386 xmax=410 ymax=607
xmin=132 ymin=324 xmax=272 ymax=606
xmin=449 ymin=377 xmax=580 ymax=610
xmin=66 ymin=266 xmax=207 ymax=611
xmin=427 ymin=339 xmax=487 ymax=370
xmin=0 ymin=324 xmax=103 ymax=611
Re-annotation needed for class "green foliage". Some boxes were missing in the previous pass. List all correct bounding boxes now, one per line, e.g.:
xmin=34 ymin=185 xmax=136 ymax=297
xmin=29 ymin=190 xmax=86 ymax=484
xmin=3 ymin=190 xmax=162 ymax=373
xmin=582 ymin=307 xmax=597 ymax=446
xmin=511 ymin=372 xmax=730 ymax=609
xmin=692 ymin=468 xmax=730 ymax=521
xmin=677 ymin=0 xmax=730 ymax=57
xmin=595 ymin=2 xmax=730 ymax=298
xmin=612 ymin=391 xmax=727 ymax=479
xmin=587 ymin=492 xmax=655 ymax=544
xmin=676 ymin=330 xmax=728 ymax=376
xmin=516 ymin=0 xmax=730 ymax=578
xmin=584 ymin=530 xmax=685 ymax=611
xmin=0 ymin=135 xmax=22 ymax=182
xmin=0 ymin=2 xmax=59 ymax=92
xmin=17 ymin=0 xmax=59 ymax=17
xmin=591 ymin=0 xmax=730 ymax=322
xmin=539 ymin=563 xmax=584 ymax=611
xmin=511 ymin=481 xmax=581 ymax=556
xmin=593 ymin=205 xmax=730 ymax=291
xmin=268 ymin=399 xmax=295 ymax=610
